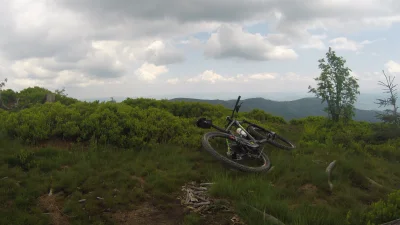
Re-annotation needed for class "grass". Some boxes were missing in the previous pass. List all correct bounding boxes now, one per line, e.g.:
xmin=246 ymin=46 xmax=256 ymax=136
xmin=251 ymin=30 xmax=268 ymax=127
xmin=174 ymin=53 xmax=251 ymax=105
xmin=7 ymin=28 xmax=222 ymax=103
xmin=1 ymin=126 xmax=399 ymax=225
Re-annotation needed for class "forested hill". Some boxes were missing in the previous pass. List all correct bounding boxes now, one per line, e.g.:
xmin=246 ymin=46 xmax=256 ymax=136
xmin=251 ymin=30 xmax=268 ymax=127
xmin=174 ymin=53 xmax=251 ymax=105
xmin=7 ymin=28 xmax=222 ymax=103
xmin=170 ymin=97 xmax=382 ymax=122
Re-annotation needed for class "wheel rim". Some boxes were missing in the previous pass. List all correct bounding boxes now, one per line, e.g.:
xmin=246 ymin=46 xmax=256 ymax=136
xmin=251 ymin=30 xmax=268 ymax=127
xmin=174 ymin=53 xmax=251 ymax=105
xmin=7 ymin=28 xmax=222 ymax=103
xmin=206 ymin=133 xmax=269 ymax=169
xmin=250 ymin=126 xmax=295 ymax=149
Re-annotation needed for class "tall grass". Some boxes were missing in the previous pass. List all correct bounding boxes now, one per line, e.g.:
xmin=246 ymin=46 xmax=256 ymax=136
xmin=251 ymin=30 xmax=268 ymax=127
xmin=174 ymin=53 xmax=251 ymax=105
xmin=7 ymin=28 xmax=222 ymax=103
xmin=0 ymin=97 xmax=399 ymax=225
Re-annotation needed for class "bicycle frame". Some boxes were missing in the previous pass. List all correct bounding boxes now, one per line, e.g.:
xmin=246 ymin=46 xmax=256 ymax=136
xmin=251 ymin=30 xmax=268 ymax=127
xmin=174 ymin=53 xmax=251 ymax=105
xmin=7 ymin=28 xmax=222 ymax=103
xmin=206 ymin=95 xmax=269 ymax=145
xmin=225 ymin=118 xmax=258 ymax=141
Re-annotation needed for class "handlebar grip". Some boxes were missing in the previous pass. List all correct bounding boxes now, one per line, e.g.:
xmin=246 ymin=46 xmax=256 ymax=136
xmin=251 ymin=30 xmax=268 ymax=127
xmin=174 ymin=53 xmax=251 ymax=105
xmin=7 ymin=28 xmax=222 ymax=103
xmin=235 ymin=95 xmax=241 ymax=108
xmin=231 ymin=95 xmax=241 ymax=118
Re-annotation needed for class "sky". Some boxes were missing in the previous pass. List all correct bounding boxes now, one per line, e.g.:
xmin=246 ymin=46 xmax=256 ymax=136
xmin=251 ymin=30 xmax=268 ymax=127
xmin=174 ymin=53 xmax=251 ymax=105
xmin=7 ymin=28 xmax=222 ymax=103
xmin=0 ymin=0 xmax=400 ymax=101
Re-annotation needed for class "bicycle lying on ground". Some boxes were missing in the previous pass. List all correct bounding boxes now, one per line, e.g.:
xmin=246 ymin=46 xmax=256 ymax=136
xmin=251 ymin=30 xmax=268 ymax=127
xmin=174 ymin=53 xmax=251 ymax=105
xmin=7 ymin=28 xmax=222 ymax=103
xmin=196 ymin=95 xmax=295 ymax=173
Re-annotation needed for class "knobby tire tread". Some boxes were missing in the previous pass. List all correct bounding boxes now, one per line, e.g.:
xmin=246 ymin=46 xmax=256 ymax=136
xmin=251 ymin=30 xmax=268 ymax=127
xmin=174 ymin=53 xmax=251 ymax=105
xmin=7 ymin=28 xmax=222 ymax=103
xmin=201 ymin=131 xmax=271 ymax=173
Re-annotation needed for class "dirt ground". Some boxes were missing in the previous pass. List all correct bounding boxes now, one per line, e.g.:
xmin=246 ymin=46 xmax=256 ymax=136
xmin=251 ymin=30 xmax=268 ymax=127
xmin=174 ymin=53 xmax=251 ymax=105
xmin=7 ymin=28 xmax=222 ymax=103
xmin=38 ymin=193 xmax=70 ymax=225
xmin=38 ymin=191 xmax=242 ymax=225
xmin=112 ymin=201 xmax=184 ymax=225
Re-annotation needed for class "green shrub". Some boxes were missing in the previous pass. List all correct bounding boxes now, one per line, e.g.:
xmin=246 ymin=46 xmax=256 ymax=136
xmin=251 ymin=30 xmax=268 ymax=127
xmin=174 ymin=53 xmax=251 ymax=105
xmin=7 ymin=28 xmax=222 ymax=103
xmin=3 ymin=101 xmax=206 ymax=149
xmin=5 ymin=105 xmax=52 ymax=143
xmin=365 ymin=140 xmax=400 ymax=162
xmin=6 ymin=148 xmax=37 ymax=171
xmin=243 ymin=108 xmax=287 ymax=124
xmin=123 ymin=98 xmax=229 ymax=119
xmin=16 ymin=86 xmax=51 ymax=108
xmin=0 ymin=89 xmax=18 ymax=106
xmin=361 ymin=190 xmax=400 ymax=225
xmin=289 ymin=116 xmax=327 ymax=125
xmin=297 ymin=118 xmax=374 ymax=151
xmin=369 ymin=123 xmax=400 ymax=144
xmin=0 ymin=109 xmax=8 ymax=130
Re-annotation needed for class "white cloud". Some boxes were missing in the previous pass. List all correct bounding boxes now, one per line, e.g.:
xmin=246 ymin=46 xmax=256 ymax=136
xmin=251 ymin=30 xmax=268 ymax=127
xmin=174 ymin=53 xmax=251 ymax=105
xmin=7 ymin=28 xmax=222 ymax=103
xmin=167 ymin=78 xmax=179 ymax=84
xmin=187 ymin=70 xmax=237 ymax=83
xmin=248 ymin=73 xmax=276 ymax=80
xmin=300 ymin=34 xmax=327 ymax=50
xmin=385 ymin=60 xmax=400 ymax=73
xmin=329 ymin=37 xmax=363 ymax=51
xmin=204 ymin=24 xmax=298 ymax=61
xmin=11 ymin=59 xmax=54 ymax=79
xmin=187 ymin=71 xmax=279 ymax=83
xmin=329 ymin=37 xmax=385 ymax=51
xmin=280 ymin=72 xmax=313 ymax=81
xmin=179 ymin=37 xmax=205 ymax=50
xmin=0 ymin=0 xmax=399 ymax=97
xmin=265 ymin=33 xmax=293 ymax=46
xmin=135 ymin=63 xmax=168 ymax=82
xmin=56 ymin=70 xmax=106 ymax=87
xmin=143 ymin=40 xmax=185 ymax=65
xmin=7 ymin=58 xmax=109 ymax=89
xmin=349 ymin=71 xmax=383 ymax=81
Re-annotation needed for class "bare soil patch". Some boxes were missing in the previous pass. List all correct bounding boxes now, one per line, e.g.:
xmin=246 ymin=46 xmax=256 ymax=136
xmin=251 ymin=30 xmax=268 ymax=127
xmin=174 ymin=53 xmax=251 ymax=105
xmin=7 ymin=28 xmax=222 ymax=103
xmin=38 ymin=193 xmax=70 ymax=225
xmin=112 ymin=202 xmax=184 ymax=225
xmin=298 ymin=183 xmax=318 ymax=195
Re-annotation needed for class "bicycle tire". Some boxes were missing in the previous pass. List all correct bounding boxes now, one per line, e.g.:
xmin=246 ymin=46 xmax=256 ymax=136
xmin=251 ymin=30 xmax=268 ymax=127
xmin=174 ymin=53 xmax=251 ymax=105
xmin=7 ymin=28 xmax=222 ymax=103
xmin=201 ymin=131 xmax=271 ymax=173
xmin=247 ymin=125 xmax=295 ymax=150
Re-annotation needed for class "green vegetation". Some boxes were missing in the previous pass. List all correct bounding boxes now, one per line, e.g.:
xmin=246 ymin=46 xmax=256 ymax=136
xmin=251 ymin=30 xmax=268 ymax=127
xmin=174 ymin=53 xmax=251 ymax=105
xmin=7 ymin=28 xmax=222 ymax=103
xmin=0 ymin=84 xmax=399 ymax=225
xmin=308 ymin=47 xmax=360 ymax=123
xmin=171 ymin=97 xmax=381 ymax=123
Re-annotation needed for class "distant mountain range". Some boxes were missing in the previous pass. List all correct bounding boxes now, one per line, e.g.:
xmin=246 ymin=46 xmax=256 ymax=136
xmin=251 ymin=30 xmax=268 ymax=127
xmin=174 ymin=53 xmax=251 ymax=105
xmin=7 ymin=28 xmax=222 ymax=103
xmin=81 ymin=92 xmax=389 ymax=111
xmin=169 ymin=97 xmax=383 ymax=123
xmin=80 ymin=91 xmax=390 ymax=122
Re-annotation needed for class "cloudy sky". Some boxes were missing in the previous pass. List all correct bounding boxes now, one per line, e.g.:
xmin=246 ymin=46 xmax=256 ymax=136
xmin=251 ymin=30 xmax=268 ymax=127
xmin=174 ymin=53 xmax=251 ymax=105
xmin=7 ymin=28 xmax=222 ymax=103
xmin=0 ymin=0 xmax=400 ymax=100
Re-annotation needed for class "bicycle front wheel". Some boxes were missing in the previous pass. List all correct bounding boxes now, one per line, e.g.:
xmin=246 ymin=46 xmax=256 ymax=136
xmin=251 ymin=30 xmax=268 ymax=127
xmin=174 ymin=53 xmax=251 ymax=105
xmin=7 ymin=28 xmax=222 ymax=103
xmin=247 ymin=125 xmax=295 ymax=150
xmin=201 ymin=131 xmax=271 ymax=173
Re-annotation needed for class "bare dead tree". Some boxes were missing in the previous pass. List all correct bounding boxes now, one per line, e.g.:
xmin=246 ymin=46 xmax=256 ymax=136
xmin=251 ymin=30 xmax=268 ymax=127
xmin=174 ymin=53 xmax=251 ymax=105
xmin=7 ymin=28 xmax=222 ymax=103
xmin=375 ymin=70 xmax=400 ymax=125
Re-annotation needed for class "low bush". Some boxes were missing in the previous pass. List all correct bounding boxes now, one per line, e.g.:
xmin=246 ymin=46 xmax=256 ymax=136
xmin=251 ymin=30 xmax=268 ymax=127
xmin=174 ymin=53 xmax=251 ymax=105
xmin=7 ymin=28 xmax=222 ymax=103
xmin=3 ymin=101 xmax=206 ymax=149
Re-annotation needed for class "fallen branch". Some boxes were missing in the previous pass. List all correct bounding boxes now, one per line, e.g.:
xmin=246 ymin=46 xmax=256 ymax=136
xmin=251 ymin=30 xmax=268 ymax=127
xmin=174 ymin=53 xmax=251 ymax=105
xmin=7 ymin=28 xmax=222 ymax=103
xmin=365 ymin=176 xmax=385 ymax=189
xmin=193 ymin=201 xmax=210 ymax=206
xmin=326 ymin=160 xmax=337 ymax=191
xmin=180 ymin=182 xmax=213 ymax=213
xmin=199 ymin=182 xmax=214 ymax=186
xmin=325 ymin=160 xmax=390 ymax=191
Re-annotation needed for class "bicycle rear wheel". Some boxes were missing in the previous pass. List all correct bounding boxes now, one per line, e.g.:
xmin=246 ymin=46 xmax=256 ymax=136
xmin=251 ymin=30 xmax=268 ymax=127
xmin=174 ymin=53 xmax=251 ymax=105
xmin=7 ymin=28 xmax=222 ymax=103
xmin=247 ymin=125 xmax=295 ymax=150
xmin=201 ymin=131 xmax=271 ymax=173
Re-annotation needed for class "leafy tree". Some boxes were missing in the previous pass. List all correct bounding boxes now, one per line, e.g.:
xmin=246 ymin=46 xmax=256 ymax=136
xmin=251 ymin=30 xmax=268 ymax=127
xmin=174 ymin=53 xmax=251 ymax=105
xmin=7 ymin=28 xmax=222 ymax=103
xmin=0 ymin=78 xmax=11 ymax=110
xmin=0 ymin=78 xmax=6 ymax=89
xmin=375 ymin=70 xmax=399 ymax=125
xmin=55 ymin=87 xmax=67 ymax=96
xmin=0 ymin=79 xmax=21 ymax=111
xmin=1 ymin=89 xmax=17 ymax=105
xmin=308 ymin=47 xmax=360 ymax=122
xmin=54 ymin=87 xmax=79 ymax=105
xmin=17 ymin=86 xmax=51 ymax=105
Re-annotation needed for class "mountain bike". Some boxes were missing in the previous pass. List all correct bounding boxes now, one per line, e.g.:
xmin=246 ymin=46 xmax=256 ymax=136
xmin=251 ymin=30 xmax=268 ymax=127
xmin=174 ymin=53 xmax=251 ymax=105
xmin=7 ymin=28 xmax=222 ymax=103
xmin=196 ymin=95 xmax=295 ymax=173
